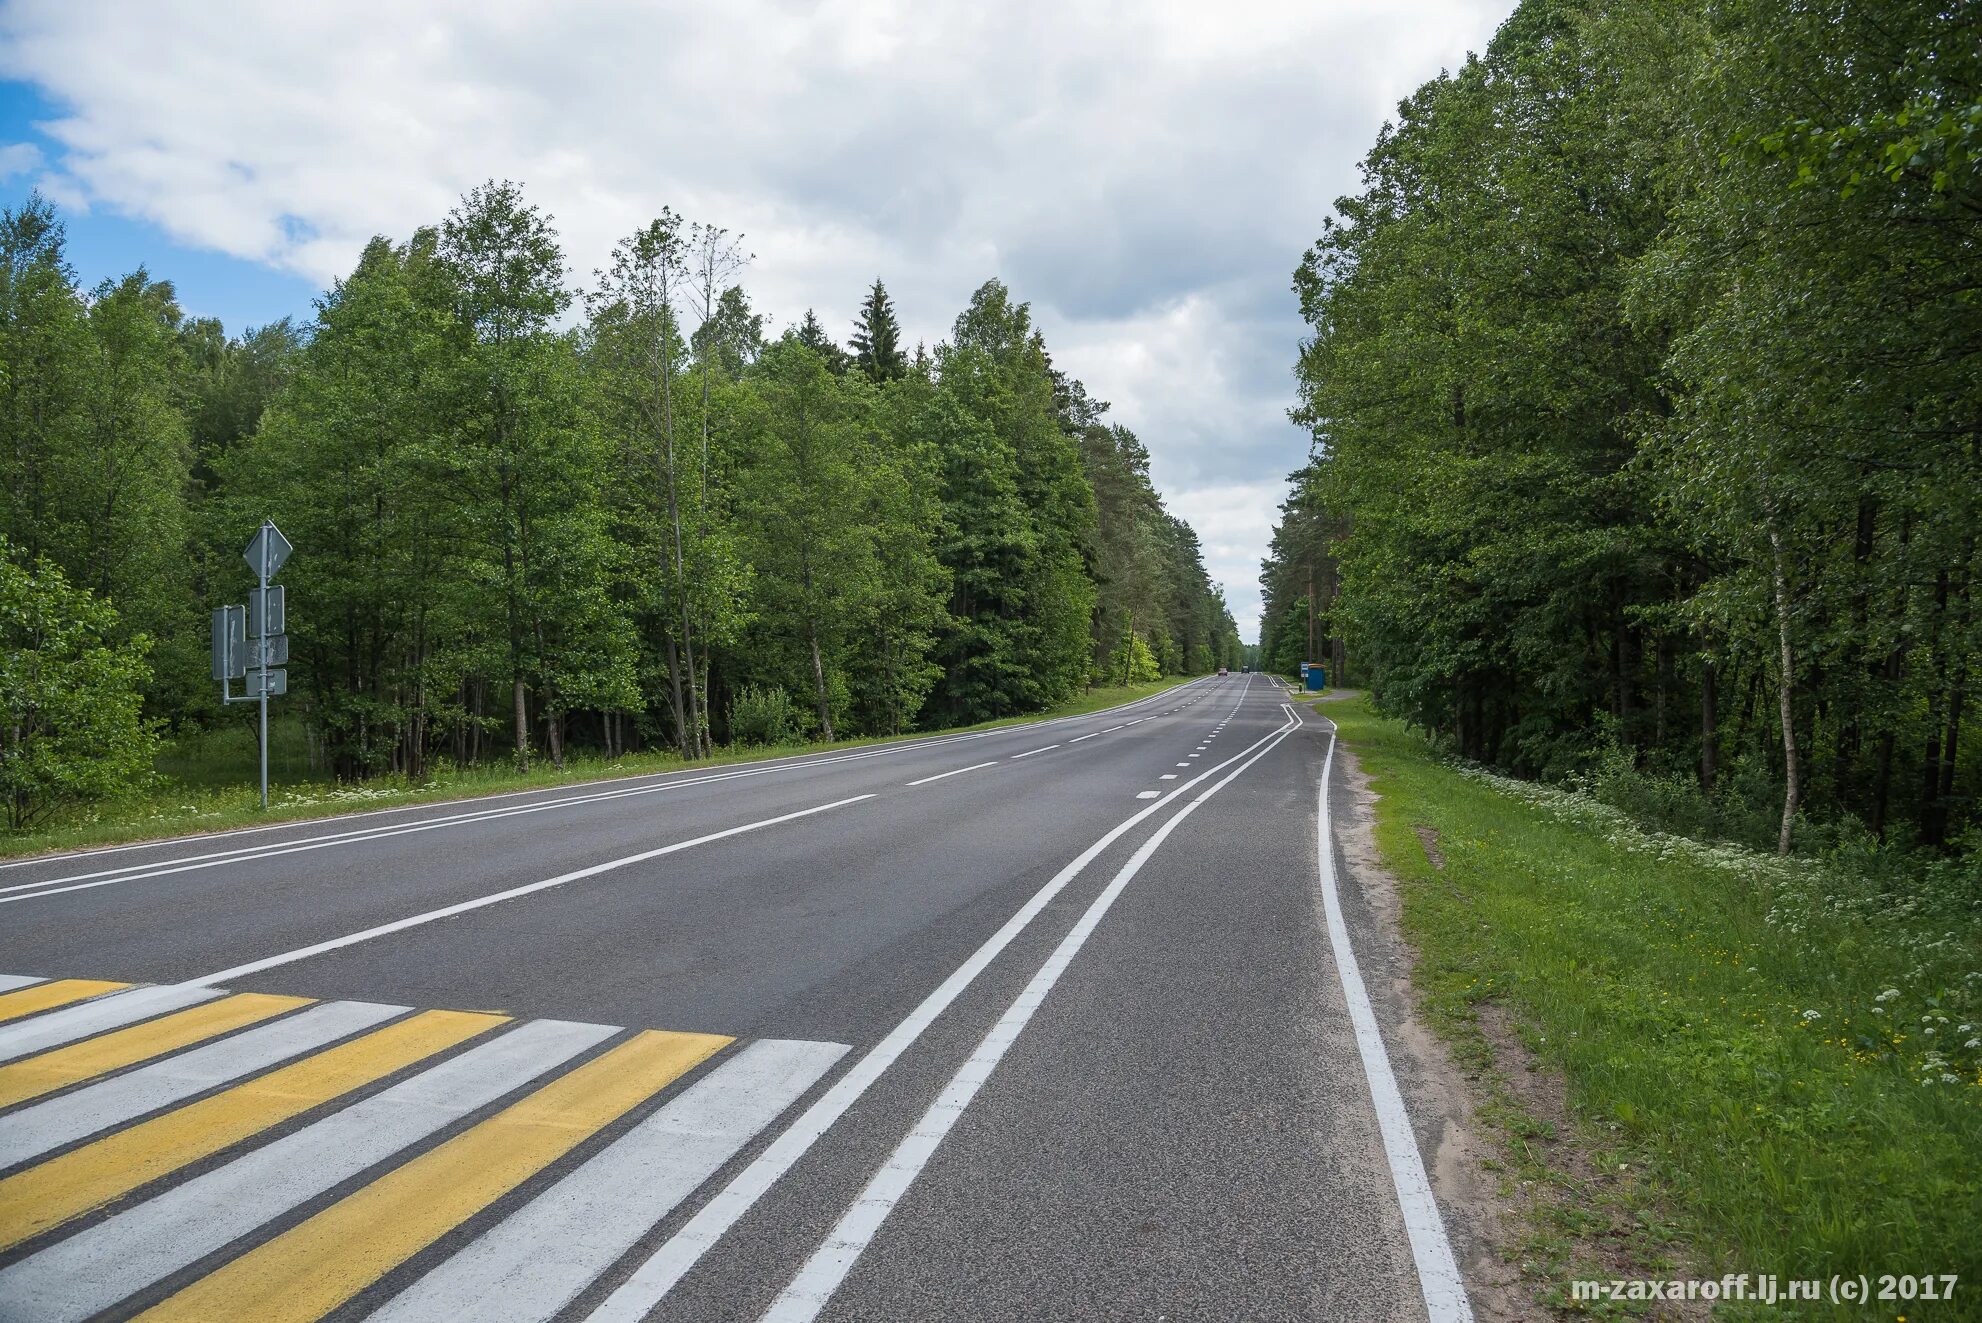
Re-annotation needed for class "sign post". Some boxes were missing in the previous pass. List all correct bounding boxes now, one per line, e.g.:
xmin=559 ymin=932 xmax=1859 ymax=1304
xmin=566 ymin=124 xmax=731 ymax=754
xmin=215 ymin=520 xmax=292 ymax=808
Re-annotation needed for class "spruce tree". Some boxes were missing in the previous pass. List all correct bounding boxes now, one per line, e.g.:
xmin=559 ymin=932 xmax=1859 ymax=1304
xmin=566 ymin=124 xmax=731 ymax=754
xmin=849 ymin=279 xmax=906 ymax=384
xmin=793 ymin=308 xmax=850 ymax=375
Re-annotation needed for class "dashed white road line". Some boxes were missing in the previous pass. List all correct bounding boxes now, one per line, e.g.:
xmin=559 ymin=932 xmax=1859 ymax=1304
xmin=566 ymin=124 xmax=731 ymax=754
xmin=905 ymin=762 xmax=999 ymax=787
xmin=0 ymin=678 xmax=1220 ymax=890
xmin=187 ymin=795 xmax=877 ymax=989
xmin=1067 ymin=733 xmax=1098 ymax=744
xmin=1135 ymin=791 xmax=1159 ymax=800
xmin=586 ymin=675 xmax=1264 ymax=1323
xmin=761 ymin=697 xmax=1299 ymax=1322
xmin=1010 ymin=746 xmax=1059 ymax=760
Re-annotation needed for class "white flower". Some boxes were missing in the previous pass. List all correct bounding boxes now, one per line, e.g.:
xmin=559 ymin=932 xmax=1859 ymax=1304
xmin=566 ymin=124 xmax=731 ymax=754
xmin=1965 ymin=1039 xmax=1980 ymax=1050
xmin=1876 ymin=989 xmax=1902 ymax=1003
xmin=1801 ymin=1010 xmax=1821 ymax=1021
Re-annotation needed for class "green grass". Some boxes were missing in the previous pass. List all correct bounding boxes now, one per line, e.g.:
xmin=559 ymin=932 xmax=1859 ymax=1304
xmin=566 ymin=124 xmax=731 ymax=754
xmin=1325 ymin=695 xmax=1982 ymax=1320
xmin=1 ymin=675 xmax=1206 ymax=860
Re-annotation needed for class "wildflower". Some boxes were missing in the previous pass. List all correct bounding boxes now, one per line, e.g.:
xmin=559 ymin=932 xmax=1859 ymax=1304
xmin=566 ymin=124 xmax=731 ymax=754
xmin=1801 ymin=1010 xmax=1821 ymax=1021
xmin=1875 ymin=989 xmax=1901 ymax=1003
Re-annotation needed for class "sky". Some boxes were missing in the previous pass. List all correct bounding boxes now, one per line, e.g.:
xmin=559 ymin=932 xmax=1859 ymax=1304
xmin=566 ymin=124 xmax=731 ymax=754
xmin=0 ymin=0 xmax=1511 ymax=642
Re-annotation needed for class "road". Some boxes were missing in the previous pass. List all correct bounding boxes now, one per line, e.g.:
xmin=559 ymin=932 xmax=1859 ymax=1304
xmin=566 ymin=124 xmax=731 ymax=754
xmin=0 ymin=674 xmax=1473 ymax=1322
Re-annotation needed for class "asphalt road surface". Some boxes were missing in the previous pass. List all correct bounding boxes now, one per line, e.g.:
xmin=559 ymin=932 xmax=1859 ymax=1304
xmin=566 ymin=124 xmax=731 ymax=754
xmin=0 ymin=674 xmax=1473 ymax=1322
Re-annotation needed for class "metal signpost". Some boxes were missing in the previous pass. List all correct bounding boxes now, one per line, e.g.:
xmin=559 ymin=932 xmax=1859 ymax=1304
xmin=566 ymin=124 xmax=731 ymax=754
xmin=213 ymin=520 xmax=293 ymax=808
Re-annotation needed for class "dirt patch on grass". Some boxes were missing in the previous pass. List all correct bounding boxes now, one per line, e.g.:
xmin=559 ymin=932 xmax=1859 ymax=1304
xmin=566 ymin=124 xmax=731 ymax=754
xmin=1332 ymin=740 xmax=1533 ymax=1321
xmin=1332 ymin=735 xmax=1706 ymax=1321
xmin=1414 ymin=824 xmax=1447 ymax=871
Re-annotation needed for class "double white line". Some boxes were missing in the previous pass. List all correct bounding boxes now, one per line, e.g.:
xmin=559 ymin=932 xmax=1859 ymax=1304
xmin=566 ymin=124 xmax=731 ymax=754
xmin=2 ymin=679 xmax=1218 ymax=908
xmin=590 ymin=677 xmax=1295 ymax=1321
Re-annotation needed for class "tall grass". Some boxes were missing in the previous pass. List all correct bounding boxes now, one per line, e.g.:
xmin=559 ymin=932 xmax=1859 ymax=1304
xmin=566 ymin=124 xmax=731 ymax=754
xmin=1330 ymin=697 xmax=1981 ymax=1319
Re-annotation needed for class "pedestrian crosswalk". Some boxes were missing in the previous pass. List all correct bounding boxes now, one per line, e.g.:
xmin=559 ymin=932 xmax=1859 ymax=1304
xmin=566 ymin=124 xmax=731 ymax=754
xmin=0 ymin=972 xmax=847 ymax=1322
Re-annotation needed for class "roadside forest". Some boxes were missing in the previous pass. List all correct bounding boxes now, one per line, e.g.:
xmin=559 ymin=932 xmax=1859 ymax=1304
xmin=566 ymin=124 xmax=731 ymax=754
xmin=1264 ymin=0 xmax=1979 ymax=860
xmin=0 ymin=186 xmax=1238 ymax=827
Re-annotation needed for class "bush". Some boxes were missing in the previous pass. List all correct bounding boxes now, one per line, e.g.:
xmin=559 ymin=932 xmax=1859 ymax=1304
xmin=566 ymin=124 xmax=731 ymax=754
xmin=1107 ymin=627 xmax=1161 ymax=686
xmin=728 ymin=684 xmax=802 ymax=747
xmin=0 ymin=542 xmax=160 ymax=831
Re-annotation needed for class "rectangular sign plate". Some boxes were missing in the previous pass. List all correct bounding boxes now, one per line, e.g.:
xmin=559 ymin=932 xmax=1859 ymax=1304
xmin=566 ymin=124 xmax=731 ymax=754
xmin=210 ymin=605 xmax=246 ymax=680
xmin=245 ymin=667 xmax=287 ymax=697
xmin=248 ymin=585 xmax=286 ymax=638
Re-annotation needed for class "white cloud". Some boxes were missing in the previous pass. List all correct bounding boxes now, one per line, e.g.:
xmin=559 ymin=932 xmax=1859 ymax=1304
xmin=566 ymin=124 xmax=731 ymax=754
xmin=0 ymin=0 xmax=1509 ymax=640
xmin=1166 ymin=479 xmax=1293 ymax=642
xmin=0 ymin=140 xmax=39 ymax=179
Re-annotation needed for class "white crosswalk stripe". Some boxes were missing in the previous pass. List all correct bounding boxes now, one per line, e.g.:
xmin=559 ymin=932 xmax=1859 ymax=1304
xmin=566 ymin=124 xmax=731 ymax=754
xmin=0 ymin=999 xmax=405 ymax=1167
xmin=0 ymin=972 xmax=846 ymax=1323
xmin=0 ymin=984 xmax=225 ymax=1065
xmin=369 ymin=1038 xmax=848 ymax=1323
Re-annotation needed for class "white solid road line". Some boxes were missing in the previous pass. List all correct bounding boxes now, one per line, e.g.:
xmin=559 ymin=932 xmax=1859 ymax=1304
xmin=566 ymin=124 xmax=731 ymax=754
xmin=0 ymin=975 xmax=42 ymax=992
xmin=0 ymin=678 xmax=1222 ymax=907
xmin=586 ymin=676 xmax=1264 ymax=1323
xmin=0 ymin=677 xmax=1219 ymax=879
xmin=1313 ymin=722 xmax=1474 ymax=1322
xmin=905 ymin=762 xmax=999 ymax=787
xmin=185 ymin=795 xmax=876 ymax=989
xmin=0 ymin=1017 xmax=619 ymax=1323
xmin=1009 ymin=745 xmax=1059 ymax=759
xmin=368 ymin=1039 xmax=848 ymax=1323
xmin=763 ymin=701 xmax=1300 ymax=1322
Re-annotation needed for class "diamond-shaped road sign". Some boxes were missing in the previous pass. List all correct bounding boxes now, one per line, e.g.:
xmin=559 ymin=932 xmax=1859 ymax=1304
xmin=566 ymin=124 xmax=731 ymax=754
xmin=243 ymin=521 xmax=293 ymax=579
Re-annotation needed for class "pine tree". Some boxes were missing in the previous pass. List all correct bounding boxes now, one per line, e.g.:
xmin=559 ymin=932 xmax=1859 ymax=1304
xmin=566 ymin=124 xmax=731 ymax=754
xmin=849 ymin=279 xmax=906 ymax=384
xmin=793 ymin=308 xmax=850 ymax=375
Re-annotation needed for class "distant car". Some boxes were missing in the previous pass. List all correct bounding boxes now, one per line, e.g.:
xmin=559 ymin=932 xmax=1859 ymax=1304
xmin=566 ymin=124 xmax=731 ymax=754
xmin=1218 ymin=666 xmax=1228 ymax=676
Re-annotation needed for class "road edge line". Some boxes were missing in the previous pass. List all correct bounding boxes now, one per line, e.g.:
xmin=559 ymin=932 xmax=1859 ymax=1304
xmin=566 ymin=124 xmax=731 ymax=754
xmin=761 ymin=706 xmax=1300 ymax=1321
xmin=1314 ymin=717 xmax=1474 ymax=1323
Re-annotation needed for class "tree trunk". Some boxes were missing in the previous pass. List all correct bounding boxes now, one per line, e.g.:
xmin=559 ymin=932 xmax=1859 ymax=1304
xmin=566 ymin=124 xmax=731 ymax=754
xmin=808 ymin=619 xmax=835 ymax=742
xmin=1699 ymin=656 xmax=1718 ymax=792
xmin=664 ymin=635 xmax=690 ymax=759
xmin=1768 ymin=521 xmax=1799 ymax=855
xmin=512 ymin=676 xmax=530 ymax=774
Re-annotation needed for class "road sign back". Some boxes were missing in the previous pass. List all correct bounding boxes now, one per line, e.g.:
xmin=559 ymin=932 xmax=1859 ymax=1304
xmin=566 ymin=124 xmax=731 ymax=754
xmin=243 ymin=521 xmax=293 ymax=578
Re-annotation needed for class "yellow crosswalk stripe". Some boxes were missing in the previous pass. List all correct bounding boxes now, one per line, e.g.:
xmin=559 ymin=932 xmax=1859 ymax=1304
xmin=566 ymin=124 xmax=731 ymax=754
xmin=0 ymin=993 xmax=312 ymax=1110
xmin=0 ymin=1009 xmax=502 ymax=1251
xmin=137 ymin=1028 xmax=731 ymax=1323
xmin=0 ymin=979 xmax=129 ymax=1024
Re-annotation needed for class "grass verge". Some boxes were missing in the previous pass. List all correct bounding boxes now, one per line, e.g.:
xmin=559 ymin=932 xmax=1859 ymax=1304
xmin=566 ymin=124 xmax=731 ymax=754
xmin=4 ymin=674 xmax=1207 ymax=861
xmin=1324 ymin=694 xmax=1981 ymax=1320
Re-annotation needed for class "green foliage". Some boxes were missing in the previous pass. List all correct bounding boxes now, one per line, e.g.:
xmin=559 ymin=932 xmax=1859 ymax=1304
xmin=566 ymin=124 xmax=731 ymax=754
xmin=0 ymin=541 xmax=159 ymax=830
xmin=0 ymin=182 xmax=1230 ymax=795
xmin=1276 ymin=0 xmax=1979 ymax=857
xmin=1334 ymin=697 xmax=1982 ymax=1310
xmin=1106 ymin=626 xmax=1160 ymax=686
xmin=848 ymin=279 xmax=906 ymax=384
xmin=727 ymin=683 xmax=802 ymax=747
